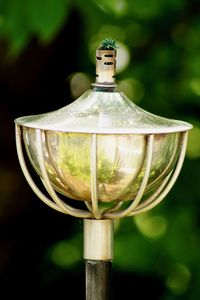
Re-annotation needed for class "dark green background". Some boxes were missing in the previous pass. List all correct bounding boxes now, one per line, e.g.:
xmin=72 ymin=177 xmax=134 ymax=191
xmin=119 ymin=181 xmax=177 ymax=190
xmin=0 ymin=0 xmax=200 ymax=299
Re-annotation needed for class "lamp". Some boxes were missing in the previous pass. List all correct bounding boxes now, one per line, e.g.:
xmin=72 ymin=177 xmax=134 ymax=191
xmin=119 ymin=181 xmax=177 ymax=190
xmin=15 ymin=39 xmax=192 ymax=300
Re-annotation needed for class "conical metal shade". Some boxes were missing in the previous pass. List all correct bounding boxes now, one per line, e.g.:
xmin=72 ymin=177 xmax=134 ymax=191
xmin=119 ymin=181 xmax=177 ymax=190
xmin=15 ymin=90 xmax=192 ymax=134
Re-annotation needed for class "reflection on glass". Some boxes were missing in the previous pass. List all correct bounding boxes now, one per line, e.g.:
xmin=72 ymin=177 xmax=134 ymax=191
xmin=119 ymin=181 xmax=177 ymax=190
xmin=23 ymin=127 xmax=181 ymax=203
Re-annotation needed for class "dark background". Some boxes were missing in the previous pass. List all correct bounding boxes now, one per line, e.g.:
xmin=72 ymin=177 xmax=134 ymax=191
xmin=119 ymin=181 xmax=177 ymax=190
xmin=0 ymin=0 xmax=200 ymax=299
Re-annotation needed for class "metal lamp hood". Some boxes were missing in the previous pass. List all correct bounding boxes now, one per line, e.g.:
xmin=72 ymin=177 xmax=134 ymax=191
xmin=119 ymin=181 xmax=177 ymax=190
xmin=15 ymin=89 xmax=192 ymax=134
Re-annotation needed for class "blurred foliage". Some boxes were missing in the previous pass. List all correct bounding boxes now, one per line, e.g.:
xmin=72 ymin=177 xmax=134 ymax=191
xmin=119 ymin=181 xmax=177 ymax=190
xmin=0 ymin=0 xmax=71 ymax=54
xmin=1 ymin=0 xmax=200 ymax=299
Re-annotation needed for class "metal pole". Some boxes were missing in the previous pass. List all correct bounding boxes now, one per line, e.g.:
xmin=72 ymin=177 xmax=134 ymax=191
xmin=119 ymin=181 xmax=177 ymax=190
xmin=84 ymin=219 xmax=113 ymax=300
xmin=86 ymin=260 xmax=112 ymax=300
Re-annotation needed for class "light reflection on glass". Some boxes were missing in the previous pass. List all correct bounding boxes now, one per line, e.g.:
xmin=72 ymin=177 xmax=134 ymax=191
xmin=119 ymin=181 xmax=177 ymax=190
xmin=23 ymin=127 xmax=180 ymax=203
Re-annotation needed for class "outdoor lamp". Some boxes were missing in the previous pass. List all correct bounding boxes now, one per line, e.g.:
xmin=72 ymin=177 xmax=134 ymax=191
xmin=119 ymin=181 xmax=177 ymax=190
xmin=15 ymin=39 xmax=192 ymax=300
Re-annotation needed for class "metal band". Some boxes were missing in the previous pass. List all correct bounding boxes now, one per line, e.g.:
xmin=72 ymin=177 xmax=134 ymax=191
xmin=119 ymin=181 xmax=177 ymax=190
xmin=103 ymin=135 xmax=154 ymax=219
xmin=36 ymin=129 xmax=92 ymax=218
xmin=90 ymin=134 xmax=101 ymax=219
xmin=84 ymin=200 xmax=93 ymax=213
xmin=44 ymin=131 xmax=78 ymax=199
xmin=143 ymin=132 xmax=180 ymax=193
xmin=134 ymin=172 xmax=172 ymax=211
xmin=15 ymin=125 xmax=65 ymax=213
xmin=126 ymin=133 xmax=183 ymax=213
xmin=128 ymin=131 xmax=188 ymax=216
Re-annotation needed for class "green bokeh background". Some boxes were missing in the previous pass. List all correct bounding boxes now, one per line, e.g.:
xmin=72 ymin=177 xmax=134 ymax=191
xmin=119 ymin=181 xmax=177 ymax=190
xmin=0 ymin=0 xmax=200 ymax=299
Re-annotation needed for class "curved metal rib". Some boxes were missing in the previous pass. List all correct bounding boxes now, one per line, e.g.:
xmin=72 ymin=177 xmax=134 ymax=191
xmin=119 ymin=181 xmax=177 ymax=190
xmin=135 ymin=171 xmax=172 ymax=211
xmin=90 ymin=134 xmax=101 ymax=219
xmin=102 ymin=135 xmax=147 ymax=216
xmin=15 ymin=125 xmax=65 ymax=213
xmin=143 ymin=132 xmax=180 ymax=194
xmin=45 ymin=131 xmax=79 ymax=199
xmin=102 ymin=201 xmax=124 ymax=215
xmin=36 ymin=129 xmax=92 ymax=218
xmin=84 ymin=200 xmax=93 ymax=212
xmin=104 ymin=135 xmax=154 ymax=219
xmin=128 ymin=131 xmax=188 ymax=216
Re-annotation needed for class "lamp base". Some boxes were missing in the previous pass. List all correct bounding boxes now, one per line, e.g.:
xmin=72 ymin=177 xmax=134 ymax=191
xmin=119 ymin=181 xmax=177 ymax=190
xmin=84 ymin=219 xmax=113 ymax=260
xmin=84 ymin=219 xmax=113 ymax=299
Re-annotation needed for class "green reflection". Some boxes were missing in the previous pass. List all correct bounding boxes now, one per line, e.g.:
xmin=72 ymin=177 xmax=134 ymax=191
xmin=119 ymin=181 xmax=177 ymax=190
xmin=94 ymin=0 xmax=128 ymax=16
xmin=187 ymin=125 xmax=200 ymax=159
xmin=134 ymin=212 xmax=167 ymax=239
xmin=118 ymin=78 xmax=145 ymax=102
xmin=50 ymin=240 xmax=81 ymax=268
xmin=166 ymin=263 xmax=191 ymax=294
xmin=189 ymin=78 xmax=200 ymax=96
xmin=98 ymin=25 xmax=125 ymax=42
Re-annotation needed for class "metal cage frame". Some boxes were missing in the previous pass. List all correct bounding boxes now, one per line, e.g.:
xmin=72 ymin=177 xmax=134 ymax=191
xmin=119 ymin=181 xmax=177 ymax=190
xmin=16 ymin=124 xmax=188 ymax=220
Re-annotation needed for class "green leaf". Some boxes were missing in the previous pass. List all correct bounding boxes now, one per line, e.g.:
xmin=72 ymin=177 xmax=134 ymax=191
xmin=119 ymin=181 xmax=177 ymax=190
xmin=0 ymin=0 xmax=71 ymax=55
xmin=27 ymin=0 xmax=71 ymax=42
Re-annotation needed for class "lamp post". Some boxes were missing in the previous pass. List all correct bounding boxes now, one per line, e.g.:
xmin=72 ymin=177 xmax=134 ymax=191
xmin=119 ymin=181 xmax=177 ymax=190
xmin=14 ymin=39 xmax=192 ymax=300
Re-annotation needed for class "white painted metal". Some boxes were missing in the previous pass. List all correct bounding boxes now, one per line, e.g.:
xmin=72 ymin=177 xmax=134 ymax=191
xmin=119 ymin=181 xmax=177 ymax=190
xmin=104 ymin=135 xmax=154 ymax=219
xmin=84 ymin=219 xmax=113 ymax=260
